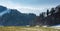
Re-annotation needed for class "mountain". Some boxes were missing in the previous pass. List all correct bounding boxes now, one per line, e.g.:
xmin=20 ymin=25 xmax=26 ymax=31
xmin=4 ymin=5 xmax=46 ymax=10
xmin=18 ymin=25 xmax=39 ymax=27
xmin=1 ymin=5 xmax=60 ymax=26
xmin=0 ymin=6 xmax=7 ymax=13
xmin=0 ymin=6 xmax=36 ymax=26
xmin=35 ymin=5 xmax=60 ymax=26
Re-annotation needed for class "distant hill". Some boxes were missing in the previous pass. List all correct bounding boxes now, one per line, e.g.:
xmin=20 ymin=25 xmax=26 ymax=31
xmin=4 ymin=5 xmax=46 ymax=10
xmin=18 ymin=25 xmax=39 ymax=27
xmin=0 ymin=6 xmax=36 ymax=26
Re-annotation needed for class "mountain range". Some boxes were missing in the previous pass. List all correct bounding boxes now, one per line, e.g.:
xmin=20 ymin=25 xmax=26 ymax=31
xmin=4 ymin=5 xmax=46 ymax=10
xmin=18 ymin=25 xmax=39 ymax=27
xmin=0 ymin=6 xmax=36 ymax=26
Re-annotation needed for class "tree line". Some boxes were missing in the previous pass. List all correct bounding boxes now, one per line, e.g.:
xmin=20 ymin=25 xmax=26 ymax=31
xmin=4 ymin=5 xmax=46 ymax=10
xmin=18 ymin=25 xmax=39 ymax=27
xmin=31 ymin=5 xmax=60 ymax=26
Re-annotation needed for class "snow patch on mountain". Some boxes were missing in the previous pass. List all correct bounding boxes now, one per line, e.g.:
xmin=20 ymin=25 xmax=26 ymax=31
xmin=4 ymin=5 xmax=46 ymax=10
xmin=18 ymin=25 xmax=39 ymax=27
xmin=0 ymin=9 xmax=11 ymax=16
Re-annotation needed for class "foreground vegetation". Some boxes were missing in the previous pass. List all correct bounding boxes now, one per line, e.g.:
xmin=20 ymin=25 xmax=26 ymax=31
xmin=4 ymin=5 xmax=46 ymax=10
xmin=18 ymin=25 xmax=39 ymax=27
xmin=0 ymin=26 xmax=60 ymax=31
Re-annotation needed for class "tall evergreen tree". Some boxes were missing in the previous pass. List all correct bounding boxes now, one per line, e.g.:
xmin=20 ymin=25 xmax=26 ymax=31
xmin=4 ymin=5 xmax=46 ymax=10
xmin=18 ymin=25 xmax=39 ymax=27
xmin=50 ymin=8 xmax=55 ymax=16
xmin=47 ymin=9 xmax=49 ymax=16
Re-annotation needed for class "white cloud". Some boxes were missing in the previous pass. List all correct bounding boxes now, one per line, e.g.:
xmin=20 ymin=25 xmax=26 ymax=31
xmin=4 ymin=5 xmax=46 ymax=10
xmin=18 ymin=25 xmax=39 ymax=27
xmin=0 ymin=0 xmax=57 ymax=16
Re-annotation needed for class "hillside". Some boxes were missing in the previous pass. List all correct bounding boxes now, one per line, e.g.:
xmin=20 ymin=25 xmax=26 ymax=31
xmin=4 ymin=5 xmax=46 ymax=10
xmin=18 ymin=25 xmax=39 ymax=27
xmin=0 ymin=5 xmax=36 ymax=26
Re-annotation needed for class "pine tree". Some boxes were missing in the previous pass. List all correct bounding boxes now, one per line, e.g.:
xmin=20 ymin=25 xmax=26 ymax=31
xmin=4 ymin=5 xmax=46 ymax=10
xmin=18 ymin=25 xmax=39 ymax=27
xmin=50 ymin=8 xmax=55 ymax=16
xmin=47 ymin=9 xmax=49 ymax=16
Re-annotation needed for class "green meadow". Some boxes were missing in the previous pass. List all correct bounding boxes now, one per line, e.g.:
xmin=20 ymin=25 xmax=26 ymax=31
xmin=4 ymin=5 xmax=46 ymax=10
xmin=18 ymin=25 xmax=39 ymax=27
xmin=0 ymin=26 xmax=60 ymax=31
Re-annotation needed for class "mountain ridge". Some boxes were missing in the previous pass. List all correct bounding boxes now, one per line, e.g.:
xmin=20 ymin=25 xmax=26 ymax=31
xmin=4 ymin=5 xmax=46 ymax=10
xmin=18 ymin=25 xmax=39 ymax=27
xmin=0 ymin=5 xmax=36 ymax=26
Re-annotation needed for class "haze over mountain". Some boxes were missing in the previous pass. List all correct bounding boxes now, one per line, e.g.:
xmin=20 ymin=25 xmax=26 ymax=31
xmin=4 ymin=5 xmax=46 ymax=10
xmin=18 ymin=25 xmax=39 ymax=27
xmin=0 ymin=0 xmax=60 ymax=16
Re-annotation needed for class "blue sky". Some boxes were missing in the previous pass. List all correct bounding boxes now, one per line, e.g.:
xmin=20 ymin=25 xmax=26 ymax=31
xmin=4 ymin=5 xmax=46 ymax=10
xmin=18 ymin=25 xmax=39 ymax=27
xmin=0 ymin=0 xmax=60 ymax=16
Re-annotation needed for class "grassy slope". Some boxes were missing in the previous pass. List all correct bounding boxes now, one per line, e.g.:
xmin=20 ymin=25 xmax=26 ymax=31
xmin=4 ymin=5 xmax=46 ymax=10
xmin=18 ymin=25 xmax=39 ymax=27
xmin=0 ymin=26 xmax=60 ymax=31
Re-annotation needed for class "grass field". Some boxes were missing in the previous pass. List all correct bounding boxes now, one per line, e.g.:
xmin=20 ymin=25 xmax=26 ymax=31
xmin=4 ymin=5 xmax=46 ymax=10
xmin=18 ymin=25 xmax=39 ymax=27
xmin=0 ymin=26 xmax=60 ymax=31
